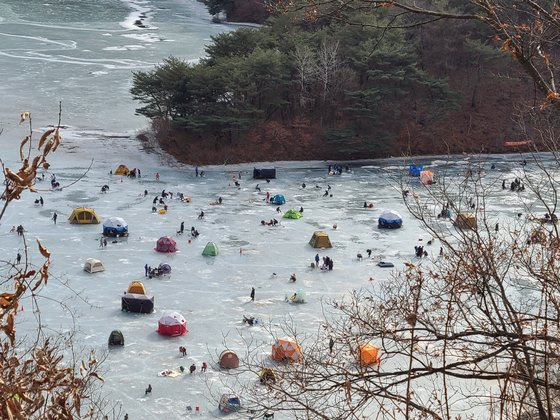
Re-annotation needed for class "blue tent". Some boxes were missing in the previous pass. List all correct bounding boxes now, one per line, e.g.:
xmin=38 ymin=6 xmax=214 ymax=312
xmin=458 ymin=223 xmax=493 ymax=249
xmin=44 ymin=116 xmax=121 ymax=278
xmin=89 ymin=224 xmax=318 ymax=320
xmin=271 ymin=194 xmax=286 ymax=205
xmin=102 ymin=217 xmax=128 ymax=237
xmin=378 ymin=210 xmax=403 ymax=229
xmin=409 ymin=165 xmax=423 ymax=177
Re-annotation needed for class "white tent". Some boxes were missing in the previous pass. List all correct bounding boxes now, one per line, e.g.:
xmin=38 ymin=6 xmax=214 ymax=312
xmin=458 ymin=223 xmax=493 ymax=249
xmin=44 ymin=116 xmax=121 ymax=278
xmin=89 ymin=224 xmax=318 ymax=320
xmin=84 ymin=258 xmax=105 ymax=273
xmin=379 ymin=210 xmax=402 ymax=221
xmin=103 ymin=217 xmax=128 ymax=229
xmin=159 ymin=311 xmax=186 ymax=326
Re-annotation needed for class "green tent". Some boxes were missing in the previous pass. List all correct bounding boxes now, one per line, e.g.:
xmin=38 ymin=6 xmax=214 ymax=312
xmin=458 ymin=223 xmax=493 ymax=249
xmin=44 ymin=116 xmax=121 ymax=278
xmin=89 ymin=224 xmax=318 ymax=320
xmin=283 ymin=209 xmax=302 ymax=219
xmin=202 ymin=242 xmax=219 ymax=256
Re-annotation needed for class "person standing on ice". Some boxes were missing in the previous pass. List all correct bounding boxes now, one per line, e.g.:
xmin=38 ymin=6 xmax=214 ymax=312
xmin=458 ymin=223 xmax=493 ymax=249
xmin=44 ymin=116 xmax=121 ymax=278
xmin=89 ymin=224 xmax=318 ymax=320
xmin=16 ymin=252 xmax=21 ymax=265
xmin=179 ymin=221 xmax=185 ymax=234
xmin=39 ymin=196 xmax=44 ymax=206
xmin=144 ymin=264 xmax=149 ymax=277
xmin=195 ymin=166 xmax=199 ymax=177
xmin=52 ymin=212 xmax=57 ymax=224
xmin=315 ymin=254 xmax=320 ymax=267
xmin=250 ymin=287 xmax=255 ymax=301
xmin=189 ymin=364 xmax=196 ymax=374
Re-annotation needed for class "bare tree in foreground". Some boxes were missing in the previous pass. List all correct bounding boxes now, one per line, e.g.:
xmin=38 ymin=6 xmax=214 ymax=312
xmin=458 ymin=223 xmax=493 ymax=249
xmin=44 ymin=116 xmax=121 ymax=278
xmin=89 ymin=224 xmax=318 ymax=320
xmin=221 ymin=133 xmax=560 ymax=419
xmin=0 ymin=111 xmax=116 ymax=419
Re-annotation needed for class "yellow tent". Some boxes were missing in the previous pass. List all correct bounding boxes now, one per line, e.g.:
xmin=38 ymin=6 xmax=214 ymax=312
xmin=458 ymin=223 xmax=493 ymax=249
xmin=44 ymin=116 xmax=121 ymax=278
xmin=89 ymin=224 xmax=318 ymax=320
xmin=68 ymin=207 xmax=101 ymax=224
xmin=455 ymin=213 xmax=477 ymax=230
xmin=115 ymin=164 xmax=130 ymax=176
xmin=127 ymin=281 xmax=147 ymax=295
xmin=309 ymin=231 xmax=332 ymax=248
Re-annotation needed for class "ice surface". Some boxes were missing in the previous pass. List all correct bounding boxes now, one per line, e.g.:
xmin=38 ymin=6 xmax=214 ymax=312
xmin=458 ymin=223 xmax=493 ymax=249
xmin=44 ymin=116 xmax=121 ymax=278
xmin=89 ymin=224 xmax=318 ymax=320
xmin=1 ymin=128 xmax=546 ymax=419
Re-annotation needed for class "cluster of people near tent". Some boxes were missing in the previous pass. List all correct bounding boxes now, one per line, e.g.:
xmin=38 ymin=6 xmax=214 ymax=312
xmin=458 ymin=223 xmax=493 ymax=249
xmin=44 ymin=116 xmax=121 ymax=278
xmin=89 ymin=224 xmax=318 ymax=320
xmin=50 ymin=174 xmax=60 ymax=189
xmin=414 ymin=245 xmax=428 ymax=258
xmin=312 ymin=255 xmax=333 ymax=270
xmin=328 ymin=164 xmax=350 ymax=175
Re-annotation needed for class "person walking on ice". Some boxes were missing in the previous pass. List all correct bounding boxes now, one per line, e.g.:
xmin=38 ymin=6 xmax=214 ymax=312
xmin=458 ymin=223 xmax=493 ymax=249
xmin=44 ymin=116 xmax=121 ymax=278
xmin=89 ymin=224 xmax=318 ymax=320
xmin=250 ymin=287 xmax=255 ymax=301
xmin=52 ymin=212 xmax=58 ymax=224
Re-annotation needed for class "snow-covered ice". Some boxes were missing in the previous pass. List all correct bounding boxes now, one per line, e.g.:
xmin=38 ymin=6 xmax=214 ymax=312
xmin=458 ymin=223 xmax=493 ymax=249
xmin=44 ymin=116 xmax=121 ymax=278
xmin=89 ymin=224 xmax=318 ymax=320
xmin=2 ymin=130 xmax=544 ymax=419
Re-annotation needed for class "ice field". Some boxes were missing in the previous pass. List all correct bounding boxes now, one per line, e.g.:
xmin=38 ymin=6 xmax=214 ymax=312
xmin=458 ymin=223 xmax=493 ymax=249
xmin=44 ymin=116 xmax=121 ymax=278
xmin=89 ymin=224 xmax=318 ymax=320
xmin=0 ymin=128 xmax=549 ymax=419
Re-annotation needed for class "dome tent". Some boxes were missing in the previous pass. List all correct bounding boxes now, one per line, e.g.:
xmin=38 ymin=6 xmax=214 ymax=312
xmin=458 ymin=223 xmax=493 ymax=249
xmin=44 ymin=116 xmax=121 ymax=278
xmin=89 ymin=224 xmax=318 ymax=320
xmin=420 ymin=170 xmax=435 ymax=185
xmin=158 ymin=263 xmax=171 ymax=275
xmin=357 ymin=343 xmax=381 ymax=366
xmin=84 ymin=258 xmax=105 ymax=273
xmin=309 ymin=231 xmax=332 ymax=248
xmin=114 ymin=164 xmax=129 ymax=176
xmin=219 ymin=350 xmax=240 ymax=369
xmin=127 ymin=281 xmax=147 ymax=295
xmin=68 ymin=207 xmax=100 ymax=224
xmin=219 ymin=394 xmax=241 ymax=414
xmin=155 ymin=236 xmax=177 ymax=253
xmin=270 ymin=194 xmax=285 ymax=205
xmin=271 ymin=337 xmax=302 ymax=362
xmin=408 ymin=165 xmax=423 ymax=177
xmin=102 ymin=217 xmax=128 ymax=237
xmin=283 ymin=209 xmax=302 ymax=219
xmin=455 ymin=213 xmax=477 ymax=230
xmin=378 ymin=210 xmax=403 ymax=229
xmin=122 ymin=293 xmax=154 ymax=314
xmin=108 ymin=330 xmax=124 ymax=347
xmin=157 ymin=311 xmax=187 ymax=336
xmin=202 ymin=241 xmax=219 ymax=256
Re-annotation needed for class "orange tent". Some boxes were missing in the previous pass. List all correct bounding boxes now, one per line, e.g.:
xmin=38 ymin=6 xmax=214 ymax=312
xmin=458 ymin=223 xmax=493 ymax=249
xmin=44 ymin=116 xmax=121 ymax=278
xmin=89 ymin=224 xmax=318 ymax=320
xmin=420 ymin=170 xmax=434 ymax=185
xmin=127 ymin=281 xmax=147 ymax=295
xmin=357 ymin=344 xmax=381 ymax=366
xmin=271 ymin=337 xmax=302 ymax=362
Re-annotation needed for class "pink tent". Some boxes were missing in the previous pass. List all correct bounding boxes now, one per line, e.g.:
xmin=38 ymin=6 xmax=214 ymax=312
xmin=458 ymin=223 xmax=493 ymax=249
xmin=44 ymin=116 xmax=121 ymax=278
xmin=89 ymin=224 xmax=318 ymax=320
xmin=155 ymin=236 xmax=177 ymax=253
xmin=157 ymin=311 xmax=187 ymax=336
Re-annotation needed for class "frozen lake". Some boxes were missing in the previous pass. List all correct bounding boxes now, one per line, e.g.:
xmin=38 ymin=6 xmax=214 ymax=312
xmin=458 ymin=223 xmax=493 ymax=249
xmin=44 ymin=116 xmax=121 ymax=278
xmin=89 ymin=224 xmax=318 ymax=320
xmin=1 ymin=127 xmax=545 ymax=419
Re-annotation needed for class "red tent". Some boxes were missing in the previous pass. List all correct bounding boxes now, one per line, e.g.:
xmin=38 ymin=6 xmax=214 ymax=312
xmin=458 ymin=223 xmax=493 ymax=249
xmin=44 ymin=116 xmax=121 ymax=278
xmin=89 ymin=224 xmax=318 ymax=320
xmin=155 ymin=236 xmax=177 ymax=253
xmin=157 ymin=311 xmax=187 ymax=336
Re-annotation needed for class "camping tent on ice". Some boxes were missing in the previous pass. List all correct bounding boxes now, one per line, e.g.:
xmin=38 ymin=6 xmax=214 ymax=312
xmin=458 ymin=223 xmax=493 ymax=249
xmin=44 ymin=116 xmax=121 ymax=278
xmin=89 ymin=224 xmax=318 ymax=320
xmin=357 ymin=343 xmax=381 ymax=366
xmin=272 ymin=337 xmax=302 ymax=362
xmin=455 ymin=213 xmax=477 ymax=230
xmin=127 ymin=281 xmax=147 ymax=295
xmin=68 ymin=207 xmax=100 ymax=224
xmin=108 ymin=330 xmax=124 ymax=347
xmin=253 ymin=166 xmax=276 ymax=179
xmin=102 ymin=217 xmax=128 ymax=237
xmin=309 ymin=231 xmax=332 ymax=248
xmin=378 ymin=210 xmax=403 ymax=229
xmin=121 ymin=292 xmax=154 ymax=313
xmin=219 ymin=350 xmax=240 ymax=369
xmin=157 ymin=311 xmax=187 ymax=336
xmin=288 ymin=289 xmax=306 ymax=303
xmin=158 ymin=263 xmax=171 ymax=275
xmin=420 ymin=170 xmax=435 ymax=185
xmin=114 ymin=164 xmax=129 ymax=176
xmin=283 ymin=209 xmax=302 ymax=219
xmin=219 ymin=394 xmax=241 ymax=414
xmin=409 ymin=165 xmax=423 ymax=177
xmin=155 ymin=236 xmax=177 ymax=253
xmin=270 ymin=194 xmax=285 ymax=205
xmin=202 ymin=242 xmax=219 ymax=256
xmin=83 ymin=258 xmax=105 ymax=273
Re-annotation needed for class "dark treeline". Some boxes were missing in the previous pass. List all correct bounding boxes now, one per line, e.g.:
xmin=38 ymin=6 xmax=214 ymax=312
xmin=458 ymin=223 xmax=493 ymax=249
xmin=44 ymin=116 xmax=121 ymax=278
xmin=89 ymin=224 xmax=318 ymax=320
xmin=131 ymin=5 xmax=521 ymax=163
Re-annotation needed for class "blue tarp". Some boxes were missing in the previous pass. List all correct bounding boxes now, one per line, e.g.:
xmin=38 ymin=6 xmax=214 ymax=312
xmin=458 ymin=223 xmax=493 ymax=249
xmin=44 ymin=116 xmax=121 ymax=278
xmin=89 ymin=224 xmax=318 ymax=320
xmin=409 ymin=165 xmax=423 ymax=177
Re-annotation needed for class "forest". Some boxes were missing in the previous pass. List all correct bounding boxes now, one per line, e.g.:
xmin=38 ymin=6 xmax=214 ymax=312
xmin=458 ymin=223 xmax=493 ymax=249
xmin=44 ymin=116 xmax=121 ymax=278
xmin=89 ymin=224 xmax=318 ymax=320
xmin=131 ymin=4 xmax=526 ymax=163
